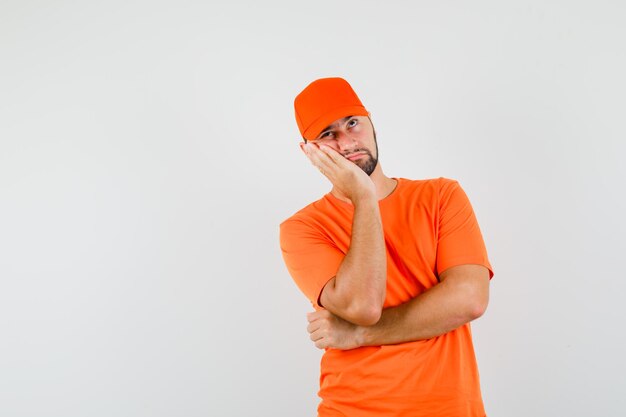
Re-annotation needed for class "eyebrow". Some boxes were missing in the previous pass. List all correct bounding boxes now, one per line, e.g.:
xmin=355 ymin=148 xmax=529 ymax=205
xmin=317 ymin=115 xmax=354 ymax=138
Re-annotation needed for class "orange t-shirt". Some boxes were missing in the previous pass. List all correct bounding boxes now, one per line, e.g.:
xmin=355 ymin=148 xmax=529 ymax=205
xmin=279 ymin=177 xmax=494 ymax=417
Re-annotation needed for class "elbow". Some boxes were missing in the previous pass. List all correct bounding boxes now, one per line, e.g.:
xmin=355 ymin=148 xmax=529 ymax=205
xmin=329 ymin=273 xmax=386 ymax=326
xmin=347 ymin=300 xmax=383 ymax=326
xmin=458 ymin=279 xmax=489 ymax=321
xmin=355 ymin=288 xmax=385 ymax=326
xmin=467 ymin=297 xmax=489 ymax=320
xmin=359 ymin=306 xmax=383 ymax=326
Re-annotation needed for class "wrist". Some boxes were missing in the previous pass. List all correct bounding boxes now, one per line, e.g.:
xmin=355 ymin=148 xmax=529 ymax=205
xmin=352 ymin=192 xmax=378 ymax=207
xmin=355 ymin=324 xmax=371 ymax=347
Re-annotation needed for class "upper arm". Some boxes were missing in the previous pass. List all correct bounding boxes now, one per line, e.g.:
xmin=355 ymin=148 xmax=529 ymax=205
xmin=436 ymin=178 xmax=495 ymax=280
xmin=439 ymin=264 xmax=490 ymax=317
xmin=279 ymin=219 xmax=345 ymax=309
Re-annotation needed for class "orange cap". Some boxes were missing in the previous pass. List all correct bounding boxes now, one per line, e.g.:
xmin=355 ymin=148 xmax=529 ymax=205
xmin=294 ymin=77 xmax=369 ymax=140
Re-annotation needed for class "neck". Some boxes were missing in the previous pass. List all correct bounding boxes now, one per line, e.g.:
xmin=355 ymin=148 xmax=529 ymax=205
xmin=330 ymin=163 xmax=397 ymax=204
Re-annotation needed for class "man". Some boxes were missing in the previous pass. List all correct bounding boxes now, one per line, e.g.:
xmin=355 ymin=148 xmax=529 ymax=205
xmin=279 ymin=77 xmax=494 ymax=417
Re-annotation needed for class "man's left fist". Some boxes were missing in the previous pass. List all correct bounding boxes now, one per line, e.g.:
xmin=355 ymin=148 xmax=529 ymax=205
xmin=306 ymin=309 xmax=364 ymax=350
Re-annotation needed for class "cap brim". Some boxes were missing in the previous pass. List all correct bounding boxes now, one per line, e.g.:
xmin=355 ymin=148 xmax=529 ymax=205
xmin=303 ymin=105 xmax=369 ymax=140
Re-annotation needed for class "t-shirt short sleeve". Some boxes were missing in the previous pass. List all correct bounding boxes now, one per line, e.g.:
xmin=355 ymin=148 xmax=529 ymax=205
xmin=279 ymin=218 xmax=346 ymax=308
xmin=436 ymin=178 xmax=494 ymax=279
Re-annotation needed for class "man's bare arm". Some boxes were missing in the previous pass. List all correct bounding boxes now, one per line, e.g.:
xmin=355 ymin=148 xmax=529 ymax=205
xmin=319 ymin=195 xmax=386 ymax=326
xmin=357 ymin=264 xmax=490 ymax=345
xmin=306 ymin=264 xmax=490 ymax=349
xmin=303 ymin=143 xmax=386 ymax=326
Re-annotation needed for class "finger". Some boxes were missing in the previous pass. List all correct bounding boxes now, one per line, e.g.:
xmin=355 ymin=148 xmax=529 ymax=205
xmin=306 ymin=310 xmax=327 ymax=322
xmin=315 ymin=339 xmax=326 ymax=349
xmin=307 ymin=319 xmax=323 ymax=334
xmin=308 ymin=308 xmax=332 ymax=322
xmin=309 ymin=328 xmax=324 ymax=342
xmin=305 ymin=144 xmax=337 ymax=172
xmin=302 ymin=144 xmax=324 ymax=170
xmin=319 ymin=144 xmax=350 ymax=167
xmin=307 ymin=156 xmax=333 ymax=178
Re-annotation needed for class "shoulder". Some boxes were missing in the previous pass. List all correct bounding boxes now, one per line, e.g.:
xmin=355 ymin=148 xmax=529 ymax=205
xmin=396 ymin=175 xmax=458 ymax=187
xmin=435 ymin=176 xmax=461 ymax=189
xmin=279 ymin=195 xmax=328 ymax=233
xmin=394 ymin=176 xmax=460 ymax=199
xmin=279 ymin=195 xmax=343 ymax=252
xmin=433 ymin=177 xmax=465 ymax=201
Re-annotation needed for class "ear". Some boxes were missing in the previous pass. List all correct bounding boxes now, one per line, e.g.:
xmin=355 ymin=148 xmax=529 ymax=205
xmin=299 ymin=141 xmax=307 ymax=153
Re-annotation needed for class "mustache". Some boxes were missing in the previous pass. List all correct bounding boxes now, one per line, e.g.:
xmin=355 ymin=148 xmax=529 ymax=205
xmin=342 ymin=148 xmax=371 ymax=158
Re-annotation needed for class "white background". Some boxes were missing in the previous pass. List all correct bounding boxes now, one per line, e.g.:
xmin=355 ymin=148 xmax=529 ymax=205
xmin=1 ymin=1 xmax=625 ymax=416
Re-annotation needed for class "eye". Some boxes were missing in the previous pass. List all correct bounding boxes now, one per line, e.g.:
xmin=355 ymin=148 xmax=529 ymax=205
xmin=319 ymin=131 xmax=334 ymax=139
xmin=347 ymin=118 xmax=358 ymax=128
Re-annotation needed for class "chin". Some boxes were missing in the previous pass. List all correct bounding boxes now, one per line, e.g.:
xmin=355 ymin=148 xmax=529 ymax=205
xmin=358 ymin=158 xmax=378 ymax=176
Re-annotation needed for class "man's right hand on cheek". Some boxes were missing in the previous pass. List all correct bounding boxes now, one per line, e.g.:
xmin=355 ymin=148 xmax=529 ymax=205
xmin=303 ymin=143 xmax=376 ymax=204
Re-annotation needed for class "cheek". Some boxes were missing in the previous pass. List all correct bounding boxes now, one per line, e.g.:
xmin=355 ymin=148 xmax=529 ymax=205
xmin=355 ymin=131 xmax=372 ymax=145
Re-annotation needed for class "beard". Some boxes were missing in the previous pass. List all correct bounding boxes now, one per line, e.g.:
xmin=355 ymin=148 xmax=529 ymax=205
xmin=344 ymin=130 xmax=379 ymax=176
xmin=349 ymin=149 xmax=378 ymax=176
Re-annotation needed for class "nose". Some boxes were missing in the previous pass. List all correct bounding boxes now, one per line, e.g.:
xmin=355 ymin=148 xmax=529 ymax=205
xmin=335 ymin=131 xmax=358 ymax=151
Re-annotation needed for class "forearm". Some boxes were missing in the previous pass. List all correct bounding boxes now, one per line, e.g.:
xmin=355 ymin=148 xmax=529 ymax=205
xmin=358 ymin=278 xmax=483 ymax=346
xmin=332 ymin=196 xmax=386 ymax=314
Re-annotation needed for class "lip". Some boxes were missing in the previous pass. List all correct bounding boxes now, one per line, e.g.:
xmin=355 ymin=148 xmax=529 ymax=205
xmin=346 ymin=152 xmax=365 ymax=160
